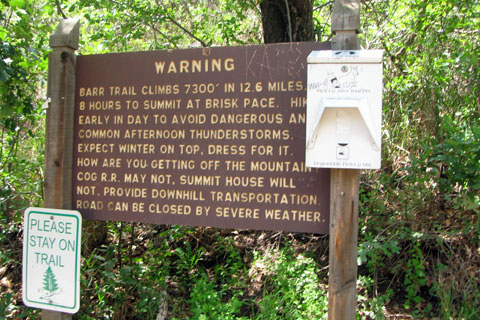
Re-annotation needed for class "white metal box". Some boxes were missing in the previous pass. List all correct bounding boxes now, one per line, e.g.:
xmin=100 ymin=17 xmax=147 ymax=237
xmin=306 ymin=50 xmax=383 ymax=169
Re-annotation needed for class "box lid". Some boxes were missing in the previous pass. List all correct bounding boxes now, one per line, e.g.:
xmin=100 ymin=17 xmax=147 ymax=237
xmin=308 ymin=50 xmax=383 ymax=64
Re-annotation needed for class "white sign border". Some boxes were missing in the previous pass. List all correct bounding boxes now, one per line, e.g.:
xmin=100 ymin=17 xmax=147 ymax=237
xmin=22 ymin=207 xmax=82 ymax=314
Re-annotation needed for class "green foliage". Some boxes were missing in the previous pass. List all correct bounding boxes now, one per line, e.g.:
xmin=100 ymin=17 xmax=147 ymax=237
xmin=357 ymin=275 xmax=393 ymax=319
xmin=403 ymin=237 xmax=427 ymax=310
xmin=0 ymin=5 xmax=47 ymax=314
xmin=186 ymin=272 xmax=246 ymax=320
xmin=80 ymin=224 xmax=172 ymax=319
xmin=433 ymin=262 xmax=480 ymax=319
xmin=312 ymin=0 xmax=334 ymax=42
xmin=357 ymin=233 xmax=400 ymax=270
xmin=252 ymin=245 xmax=328 ymax=319
xmin=168 ymin=231 xmax=251 ymax=319
xmin=357 ymin=0 xmax=480 ymax=317
xmin=66 ymin=0 xmax=261 ymax=53
xmin=0 ymin=0 xmax=49 ymax=226
xmin=363 ymin=0 xmax=480 ymax=216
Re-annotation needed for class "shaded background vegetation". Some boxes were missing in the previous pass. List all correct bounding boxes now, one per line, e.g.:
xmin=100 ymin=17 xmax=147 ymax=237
xmin=1 ymin=0 xmax=479 ymax=318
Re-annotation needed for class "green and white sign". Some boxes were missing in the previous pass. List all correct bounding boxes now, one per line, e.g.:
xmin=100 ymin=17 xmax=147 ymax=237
xmin=22 ymin=207 xmax=82 ymax=314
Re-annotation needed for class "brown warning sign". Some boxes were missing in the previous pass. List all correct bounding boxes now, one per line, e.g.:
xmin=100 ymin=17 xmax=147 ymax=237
xmin=73 ymin=42 xmax=330 ymax=234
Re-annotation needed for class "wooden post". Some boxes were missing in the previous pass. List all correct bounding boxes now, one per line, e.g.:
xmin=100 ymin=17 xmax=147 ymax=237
xmin=328 ymin=1 xmax=360 ymax=319
xmin=43 ymin=18 xmax=79 ymax=320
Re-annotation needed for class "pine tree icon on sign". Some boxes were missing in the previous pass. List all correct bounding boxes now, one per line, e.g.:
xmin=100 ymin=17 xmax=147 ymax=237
xmin=41 ymin=266 xmax=60 ymax=303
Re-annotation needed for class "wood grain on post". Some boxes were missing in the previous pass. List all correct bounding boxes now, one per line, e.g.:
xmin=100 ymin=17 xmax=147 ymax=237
xmin=43 ymin=18 xmax=79 ymax=320
xmin=329 ymin=1 xmax=361 ymax=319
xmin=329 ymin=169 xmax=359 ymax=319
xmin=331 ymin=0 xmax=360 ymax=51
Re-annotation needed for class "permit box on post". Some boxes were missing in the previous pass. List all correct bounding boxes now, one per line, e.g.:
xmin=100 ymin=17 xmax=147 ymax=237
xmin=306 ymin=50 xmax=383 ymax=169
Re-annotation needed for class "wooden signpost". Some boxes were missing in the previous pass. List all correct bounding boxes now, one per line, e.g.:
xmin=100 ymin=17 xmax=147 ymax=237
xmin=42 ymin=18 xmax=79 ymax=320
xmin=328 ymin=1 xmax=361 ymax=319
xmin=37 ymin=1 xmax=369 ymax=318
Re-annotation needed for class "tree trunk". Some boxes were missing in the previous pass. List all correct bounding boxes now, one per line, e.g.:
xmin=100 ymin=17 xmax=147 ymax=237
xmin=260 ymin=0 xmax=313 ymax=43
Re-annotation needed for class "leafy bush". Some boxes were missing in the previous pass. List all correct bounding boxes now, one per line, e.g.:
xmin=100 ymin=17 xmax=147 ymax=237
xmin=252 ymin=245 xmax=328 ymax=320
